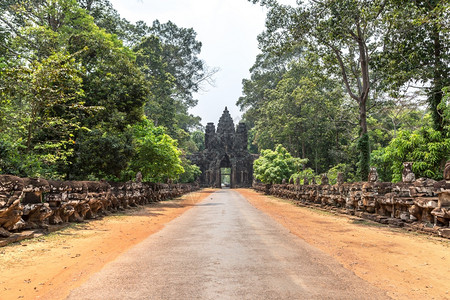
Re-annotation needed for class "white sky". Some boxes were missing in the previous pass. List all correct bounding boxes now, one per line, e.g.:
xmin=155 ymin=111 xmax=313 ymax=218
xmin=109 ymin=0 xmax=296 ymax=126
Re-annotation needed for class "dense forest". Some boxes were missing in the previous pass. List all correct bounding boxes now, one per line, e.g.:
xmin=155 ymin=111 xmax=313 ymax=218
xmin=1 ymin=0 xmax=449 ymax=185
xmin=0 ymin=0 xmax=210 ymax=182
xmin=244 ymin=0 xmax=449 ymax=183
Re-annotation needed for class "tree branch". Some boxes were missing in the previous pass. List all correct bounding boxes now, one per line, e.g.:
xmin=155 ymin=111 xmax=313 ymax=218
xmin=0 ymin=15 xmax=37 ymax=49
xmin=327 ymin=43 xmax=359 ymax=101
xmin=356 ymin=21 xmax=370 ymax=103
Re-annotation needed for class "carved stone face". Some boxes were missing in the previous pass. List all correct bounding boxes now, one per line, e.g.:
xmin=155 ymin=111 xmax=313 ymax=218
xmin=321 ymin=174 xmax=329 ymax=185
xmin=368 ymin=167 xmax=378 ymax=182
xmin=188 ymin=107 xmax=255 ymax=188
xmin=402 ymin=162 xmax=415 ymax=183
xmin=444 ymin=161 xmax=450 ymax=180
xmin=337 ymin=172 xmax=344 ymax=185
xmin=136 ymin=172 xmax=143 ymax=183
xmin=402 ymin=162 xmax=413 ymax=173
xmin=303 ymin=177 xmax=309 ymax=185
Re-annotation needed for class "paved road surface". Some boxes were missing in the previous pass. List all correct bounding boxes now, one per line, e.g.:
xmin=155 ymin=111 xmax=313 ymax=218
xmin=67 ymin=189 xmax=388 ymax=299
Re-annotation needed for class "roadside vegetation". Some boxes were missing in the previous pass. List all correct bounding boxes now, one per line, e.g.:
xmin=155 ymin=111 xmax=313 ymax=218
xmin=0 ymin=0 xmax=208 ymax=182
xmin=245 ymin=0 xmax=449 ymax=183
xmin=1 ymin=0 xmax=448 ymax=184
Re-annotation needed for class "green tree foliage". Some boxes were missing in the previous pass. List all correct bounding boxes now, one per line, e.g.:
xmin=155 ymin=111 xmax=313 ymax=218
xmin=372 ymin=122 xmax=450 ymax=182
xmin=239 ymin=49 xmax=357 ymax=175
xmin=148 ymin=20 xmax=216 ymax=109
xmin=246 ymin=0 xmax=448 ymax=183
xmin=0 ymin=0 xmax=209 ymax=182
xmin=249 ymin=0 xmax=390 ymax=180
xmin=253 ymin=144 xmax=307 ymax=184
xmin=129 ymin=119 xmax=184 ymax=182
xmin=71 ymin=129 xmax=134 ymax=180
xmin=289 ymin=168 xmax=316 ymax=185
xmin=237 ymin=48 xmax=302 ymax=127
xmin=190 ymin=130 xmax=205 ymax=152
xmin=438 ymin=87 xmax=450 ymax=132
xmin=132 ymin=20 xmax=216 ymax=137
xmin=251 ymin=55 xmax=354 ymax=173
xmin=376 ymin=0 xmax=449 ymax=132
xmin=1 ymin=51 xmax=86 ymax=179
xmin=134 ymin=35 xmax=176 ymax=132
xmin=178 ymin=157 xmax=202 ymax=183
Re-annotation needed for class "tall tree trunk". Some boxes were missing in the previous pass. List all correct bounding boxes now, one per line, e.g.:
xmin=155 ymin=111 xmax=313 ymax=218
xmin=358 ymin=98 xmax=370 ymax=181
xmin=431 ymin=26 xmax=444 ymax=132
xmin=357 ymin=20 xmax=370 ymax=182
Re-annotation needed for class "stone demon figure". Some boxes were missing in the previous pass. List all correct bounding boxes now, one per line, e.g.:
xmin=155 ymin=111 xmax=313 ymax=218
xmin=402 ymin=162 xmax=416 ymax=183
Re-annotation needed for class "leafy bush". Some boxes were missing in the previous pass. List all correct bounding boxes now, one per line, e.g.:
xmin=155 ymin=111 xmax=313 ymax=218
xmin=177 ymin=157 xmax=201 ymax=183
xmin=128 ymin=118 xmax=184 ymax=182
xmin=326 ymin=163 xmax=346 ymax=184
xmin=254 ymin=144 xmax=307 ymax=184
xmin=290 ymin=168 xmax=316 ymax=184
xmin=372 ymin=125 xmax=450 ymax=182
xmin=437 ymin=86 xmax=450 ymax=131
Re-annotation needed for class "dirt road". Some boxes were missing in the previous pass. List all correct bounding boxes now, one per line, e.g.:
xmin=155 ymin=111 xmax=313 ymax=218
xmin=239 ymin=189 xmax=450 ymax=300
xmin=2 ymin=188 xmax=448 ymax=299
xmin=67 ymin=189 xmax=387 ymax=299
xmin=0 ymin=189 xmax=215 ymax=300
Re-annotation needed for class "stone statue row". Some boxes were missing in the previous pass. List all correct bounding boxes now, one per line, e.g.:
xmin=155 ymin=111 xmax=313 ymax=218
xmin=254 ymin=161 xmax=450 ymax=237
xmin=0 ymin=173 xmax=199 ymax=237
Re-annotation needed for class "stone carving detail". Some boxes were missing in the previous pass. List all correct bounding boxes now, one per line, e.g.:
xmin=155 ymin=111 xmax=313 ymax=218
xmin=0 ymin=175 xmax=199 ymax=238
xmin=337 ymin=172 xmax=344 ymax=185
xmin=136 ymin=171 xmax=143 ymax=183
xmin=444 ymin=161 xmax=450 ymax=181
xmin=368 ymin=167 xmax=379 ymax=183
xmin=321 ymin=174 xmax=329 ymax=185
xmin=402 ymin=162 xmax=416 ymax=183
xmin=303 ymin=177 xmax=309 ymax=185
xmin=253 ymin=161 xmax=450 ymax=238
xmin=189 ymin=107 xmax=255 ymax=188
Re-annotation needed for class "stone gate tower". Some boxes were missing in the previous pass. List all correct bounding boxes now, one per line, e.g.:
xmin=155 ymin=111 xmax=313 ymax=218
xmin=189 ymin=107 xmax=255 ymax=188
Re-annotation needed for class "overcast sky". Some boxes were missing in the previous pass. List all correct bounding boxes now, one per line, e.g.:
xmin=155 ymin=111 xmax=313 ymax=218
xmin=109 ymin=0 xmax=296 ymax=126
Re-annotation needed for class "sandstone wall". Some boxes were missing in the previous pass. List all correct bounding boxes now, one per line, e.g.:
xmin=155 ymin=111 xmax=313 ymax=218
xmin=253 ymin=162 xmax=450 ymax=238
xmin=0 ymin=175 xmax=199 ymax=237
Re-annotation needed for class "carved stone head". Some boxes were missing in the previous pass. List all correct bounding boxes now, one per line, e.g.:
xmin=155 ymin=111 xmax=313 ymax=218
xmin=303 ymin=177 xmax=309 ymax=185
xmin=444 ymin=161 xmax=450 ymax=180
xmin=321 ymin=173 xmax=329 ymax=185
xmin=337 ymin=172 xmax=344 ymax=185
xmin=368 ymin=167 xmax=378 ymax=183
xmin=402 ymin=162 xmax=415 ymax=183
xmin=136 ymin=171 xmax=143 ymax=183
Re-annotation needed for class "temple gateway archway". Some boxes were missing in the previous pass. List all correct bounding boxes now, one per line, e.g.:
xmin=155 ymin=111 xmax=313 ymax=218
xmin=189 ymin=107 xmax=255 ymax=188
